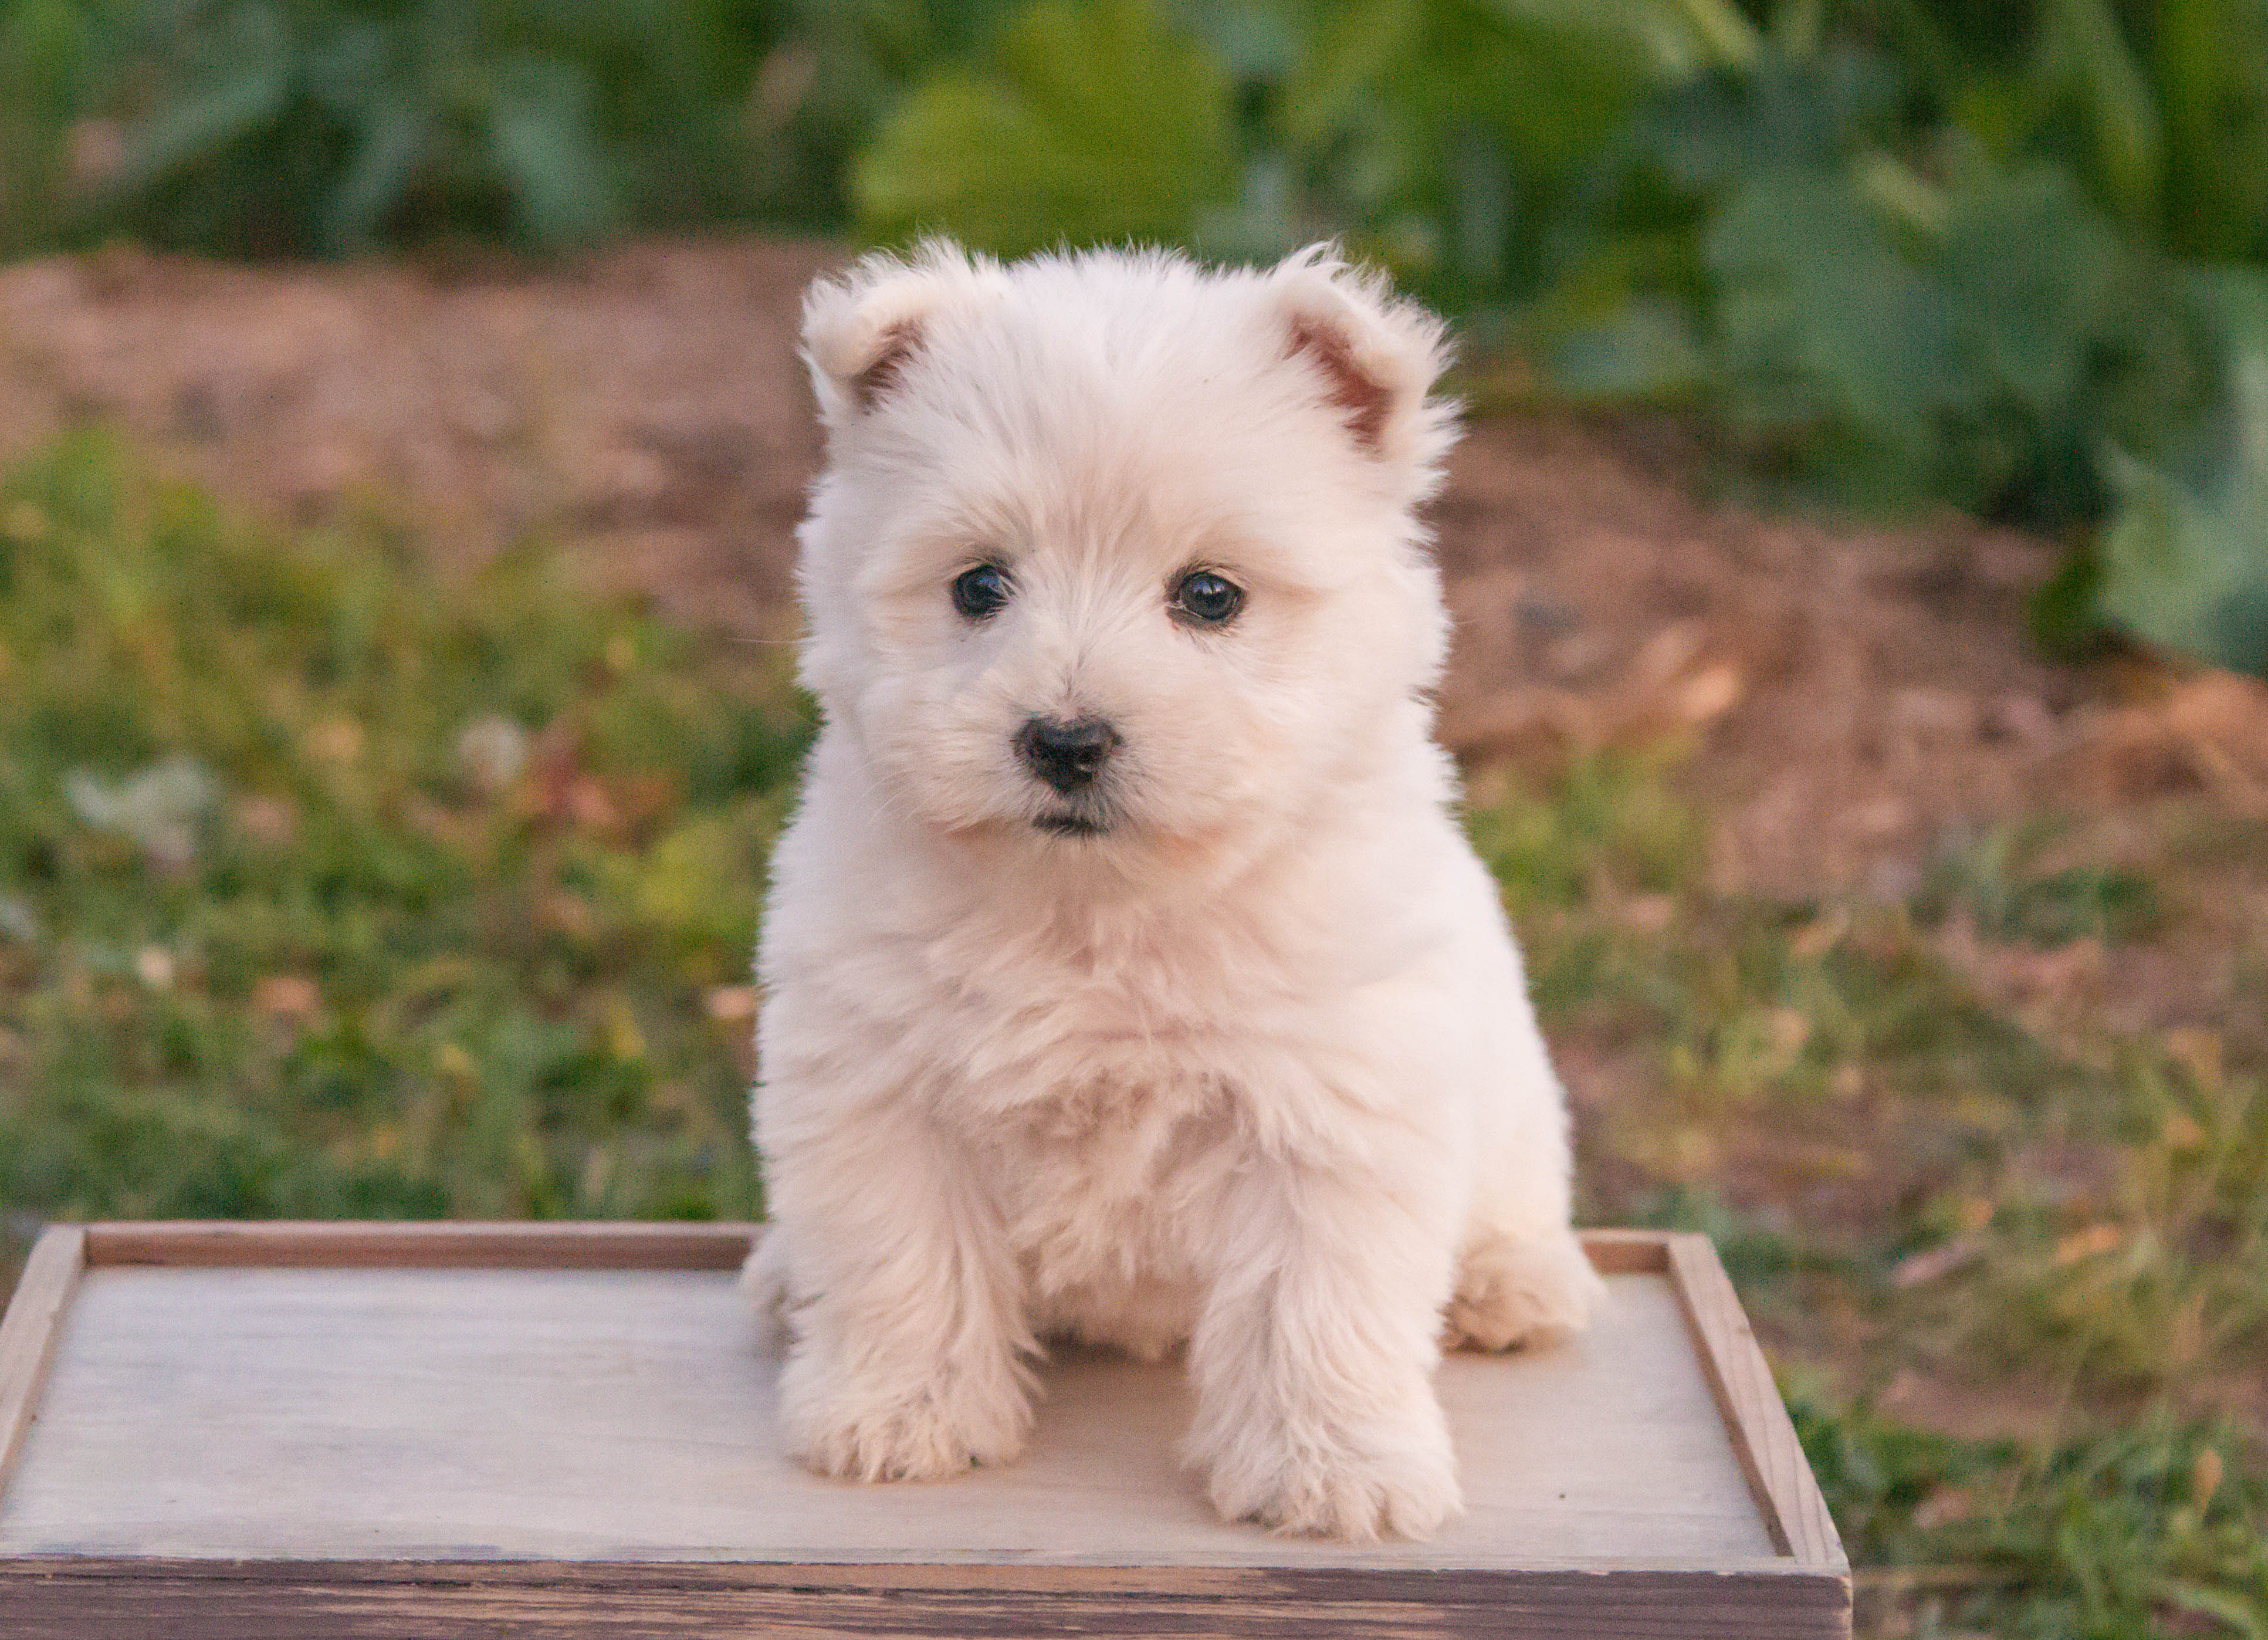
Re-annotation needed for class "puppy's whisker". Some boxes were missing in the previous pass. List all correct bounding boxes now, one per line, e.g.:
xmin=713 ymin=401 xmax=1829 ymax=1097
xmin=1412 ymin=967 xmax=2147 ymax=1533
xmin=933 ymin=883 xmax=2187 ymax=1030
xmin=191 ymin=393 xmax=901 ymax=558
xmin=852 ymin=763 xmax=926 ymax=830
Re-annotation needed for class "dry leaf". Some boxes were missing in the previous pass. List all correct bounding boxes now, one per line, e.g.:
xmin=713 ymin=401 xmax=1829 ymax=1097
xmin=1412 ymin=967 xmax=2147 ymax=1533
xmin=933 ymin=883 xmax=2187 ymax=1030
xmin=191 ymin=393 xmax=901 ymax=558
xmin=2052 ymin=1223 xmax=2125 ymax=1265
xmin=134 ymin=946 xmax=175 ymax=991
xmin=252 ymin=975 xmax=321 ymax=1019
xmin=303 ymin=718 xmax=365 ymax=763
xmin=1671 ymin=663 xmax=1745 ymax=724
xmin=705 ymin=984 xmax=760 ymax=1022
xmin=2193 ymin=1448 xmax=2224 ymax=1509
xmin=1891 ymin=1237 xmax=1983 ymax=1289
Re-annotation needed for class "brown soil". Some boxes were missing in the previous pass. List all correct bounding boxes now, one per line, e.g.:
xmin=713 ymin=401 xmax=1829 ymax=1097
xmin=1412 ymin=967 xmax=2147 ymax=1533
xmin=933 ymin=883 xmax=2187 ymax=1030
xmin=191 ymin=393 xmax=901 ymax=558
xmin=4 ymin=232 xmax=2263 ymax=901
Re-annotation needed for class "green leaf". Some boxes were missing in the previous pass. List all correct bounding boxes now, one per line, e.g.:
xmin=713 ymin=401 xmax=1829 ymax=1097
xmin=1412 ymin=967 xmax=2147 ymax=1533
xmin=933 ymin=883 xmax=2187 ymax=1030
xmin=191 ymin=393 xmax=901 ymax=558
xmin=853 ymin=0 xmax=1237 ymax=257
xmin=303 ymin=19 xmax=397 ymax=120
xmin=2155 ymin=0 xmax=2268 ymax=261
xmin=1524 ymin=229 xmax=1707 ymax=400
xmin=1624 ymin=48 xmax=1903 ymax=196
xmin=1770 ymin=0 xmax=1822 ymax=60
xmin=1481 ymin=0 xmax=1758 ymax=78
xmin=1645 ymin=0 xmax=1762 ymax=73
xmin=1938 ymin=168 xmax=2124 ymax=416
xmin=1 ymin=0 xmax=101 ymax=114
xmin=1172 ymin=1 xmax=1302 ymax=84
xmin=2096 ymin=271 xmax=2268 ymax=677
xmin=1276 ymin=0 xmax=1422 ymax=149
xmin=486 ymin=59 xmax=618 ymax=247
xmin=1447 ymin=4 xmax=1660 ymax=174
xmin=319 ymin=101 xmax=430 ymax=254
xmin=2098 ymin=455 xmax=2268 ymax=677
xmin=110 ymin=1 xmax=294 ymax=195
xmin=1547 ymin=297 xmax=1706 ymax=401
xmin=1702 ymin=168 xmax=1959 ymax=464
xmin=2034 ymin=0 xmax=2164 ymax=228
xmin=2151 ymin=1576 xmax=2268 ymax=1640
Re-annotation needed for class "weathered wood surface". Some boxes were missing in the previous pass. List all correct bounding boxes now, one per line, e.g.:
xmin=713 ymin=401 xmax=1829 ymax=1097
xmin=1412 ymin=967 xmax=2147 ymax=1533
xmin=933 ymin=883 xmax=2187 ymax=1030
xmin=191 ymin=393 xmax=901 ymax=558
xmin=1667 ymin=1234 xmax=1844 ymax=1568
xmin=2 ymin=1268 xmax=1772 ymax=1567
xmin=0 ymin=1224 xmax=1851 ymax=1638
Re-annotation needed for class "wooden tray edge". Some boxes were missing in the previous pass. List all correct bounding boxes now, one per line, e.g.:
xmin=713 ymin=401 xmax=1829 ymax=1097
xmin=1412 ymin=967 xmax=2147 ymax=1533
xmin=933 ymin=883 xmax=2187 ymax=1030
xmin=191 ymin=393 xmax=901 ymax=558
xmin=0 ymin=1228 xmax=84 ymax=1503
xmin=1665 ymin=1233 xmax=1848 ymax=1575
xmin=80 ymin=1220 xmax=755 ymax=1270
xmin=55 ymin=1221 xmax=1671 ymax=1273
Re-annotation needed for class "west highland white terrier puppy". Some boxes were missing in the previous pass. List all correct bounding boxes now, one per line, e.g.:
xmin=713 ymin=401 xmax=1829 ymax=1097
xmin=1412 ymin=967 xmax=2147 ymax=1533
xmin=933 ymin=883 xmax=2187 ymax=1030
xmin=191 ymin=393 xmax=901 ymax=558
xmin=746 ymin=241 xmax=1603 ymax=1541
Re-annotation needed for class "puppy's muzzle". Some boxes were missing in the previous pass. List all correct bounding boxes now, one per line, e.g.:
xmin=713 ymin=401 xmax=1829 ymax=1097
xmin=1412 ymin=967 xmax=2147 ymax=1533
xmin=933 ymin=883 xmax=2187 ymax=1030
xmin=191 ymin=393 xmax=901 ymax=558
xmin=1016 ymin=715 xmax=1119 ymax=796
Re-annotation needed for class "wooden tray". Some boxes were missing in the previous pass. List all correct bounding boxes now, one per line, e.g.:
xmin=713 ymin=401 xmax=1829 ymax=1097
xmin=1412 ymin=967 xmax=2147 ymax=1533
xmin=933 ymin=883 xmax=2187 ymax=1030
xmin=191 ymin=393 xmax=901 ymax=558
xmin=0 ymin=1222 xmax=1849 ymax=1637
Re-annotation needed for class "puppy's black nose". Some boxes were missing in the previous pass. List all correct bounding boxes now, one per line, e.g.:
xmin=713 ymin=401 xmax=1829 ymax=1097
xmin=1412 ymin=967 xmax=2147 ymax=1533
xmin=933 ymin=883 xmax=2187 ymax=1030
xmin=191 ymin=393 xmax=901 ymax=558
xmin=1017 ymin=716 xmax=1119 ymax=794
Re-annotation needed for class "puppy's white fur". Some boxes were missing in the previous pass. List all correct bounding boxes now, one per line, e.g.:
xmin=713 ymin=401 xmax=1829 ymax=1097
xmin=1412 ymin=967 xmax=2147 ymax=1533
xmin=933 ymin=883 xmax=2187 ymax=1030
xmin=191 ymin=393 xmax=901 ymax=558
xmin=749 ymin=242 xmax=1603 ymax=1541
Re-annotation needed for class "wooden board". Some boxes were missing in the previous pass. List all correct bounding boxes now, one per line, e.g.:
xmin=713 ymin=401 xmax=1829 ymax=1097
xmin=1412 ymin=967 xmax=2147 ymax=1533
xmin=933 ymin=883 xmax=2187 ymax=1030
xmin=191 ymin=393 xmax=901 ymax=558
xmin=0 ymin=1222 xmax=1849 ymax=1638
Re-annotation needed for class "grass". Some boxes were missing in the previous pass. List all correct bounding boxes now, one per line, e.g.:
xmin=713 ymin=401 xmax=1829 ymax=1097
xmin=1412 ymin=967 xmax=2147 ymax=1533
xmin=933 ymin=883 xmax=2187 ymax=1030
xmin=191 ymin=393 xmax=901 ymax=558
xmin=1470 ymin=751 xmax=2268 ymax=1636
xmin=0 ymin=432 xmax=810 ymax=1246
xmin=1 ymin=435 xmax=2263 ymax=1636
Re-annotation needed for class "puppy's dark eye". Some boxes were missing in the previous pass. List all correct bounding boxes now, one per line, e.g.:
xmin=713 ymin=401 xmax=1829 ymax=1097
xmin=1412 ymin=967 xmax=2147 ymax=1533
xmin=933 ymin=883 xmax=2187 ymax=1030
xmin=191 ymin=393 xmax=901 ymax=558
xmin=952 ymin=563 xmax=1012 ymax=621
xmin=1171 ymin=570 xmax=1243 ymax=627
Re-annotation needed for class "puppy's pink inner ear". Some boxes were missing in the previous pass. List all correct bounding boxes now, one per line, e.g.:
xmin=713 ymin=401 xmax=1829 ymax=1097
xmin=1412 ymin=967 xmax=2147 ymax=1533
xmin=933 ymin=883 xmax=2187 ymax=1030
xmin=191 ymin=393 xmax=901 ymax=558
xmin=1287 ymin=313 xmax=1393 ymax=454
xmin=854 ymin=322 xmax=922 ymax=408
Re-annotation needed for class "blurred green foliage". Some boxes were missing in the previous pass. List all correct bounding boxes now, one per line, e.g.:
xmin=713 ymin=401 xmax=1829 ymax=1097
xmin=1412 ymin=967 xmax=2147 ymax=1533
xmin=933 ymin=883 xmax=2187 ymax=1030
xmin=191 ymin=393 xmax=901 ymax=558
xmin=854 ymin=0 xmax=1236 ymax=257
xmin=0 ymin=0 xmax=2263 ymax=664
xmin=0 ymin=0 xmax=797 ymax=254
xmin=2096 ymin=268 xmax=2268 ymax=677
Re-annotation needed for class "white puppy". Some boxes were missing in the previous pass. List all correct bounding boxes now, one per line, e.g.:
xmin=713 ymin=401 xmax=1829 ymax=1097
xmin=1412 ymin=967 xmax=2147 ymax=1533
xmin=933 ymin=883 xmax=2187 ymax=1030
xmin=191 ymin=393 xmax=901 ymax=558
xmin=747 ymin=241 xmax=1603 ymax=1542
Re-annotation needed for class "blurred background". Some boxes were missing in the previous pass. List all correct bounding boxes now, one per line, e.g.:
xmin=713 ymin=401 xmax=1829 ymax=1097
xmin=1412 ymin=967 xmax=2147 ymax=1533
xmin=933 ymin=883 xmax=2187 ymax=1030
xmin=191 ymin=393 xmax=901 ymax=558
xmin=1 ymin=0 xmax=2265 ymax=1631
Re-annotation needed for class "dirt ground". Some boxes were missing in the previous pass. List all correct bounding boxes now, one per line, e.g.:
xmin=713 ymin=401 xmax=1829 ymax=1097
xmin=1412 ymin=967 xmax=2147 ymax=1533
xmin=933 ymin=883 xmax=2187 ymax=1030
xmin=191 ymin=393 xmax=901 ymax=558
xmin=4 ymin=232 xmax=2265 ymax=907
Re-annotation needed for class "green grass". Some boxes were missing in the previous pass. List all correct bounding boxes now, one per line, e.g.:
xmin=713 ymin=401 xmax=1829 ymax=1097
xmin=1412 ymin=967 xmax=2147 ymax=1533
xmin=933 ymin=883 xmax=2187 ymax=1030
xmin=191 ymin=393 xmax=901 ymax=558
xmin=1801 ymin=1399 xmax=2267 ymax=1639
xmin=0 ymin=432 xmax=810 ymax=1240
xmin=1470 ymin=755 xmax=2268 ymax=1636
xmin=1 ymin=434 xmax=2263 ymax=1636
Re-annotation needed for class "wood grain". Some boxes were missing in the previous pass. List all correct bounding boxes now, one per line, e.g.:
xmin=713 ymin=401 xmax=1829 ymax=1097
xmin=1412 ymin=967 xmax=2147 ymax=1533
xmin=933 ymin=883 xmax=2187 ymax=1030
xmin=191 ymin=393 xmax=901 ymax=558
xmin=83 ymin=1220 xmax=754 ymax=1270
xmin=1667 ymin=1233 xmax=1846 ymax=1571
xmin=2 ymin=1268 xmax=1775 ymax=1568
xmin=0 ymin=1228 xmax=83 ymax=1496
xmin=0 ymin=1223 xmax=1850 ymax=1638
xmin=0 ymin=1560 xmax=1851 ymax=1638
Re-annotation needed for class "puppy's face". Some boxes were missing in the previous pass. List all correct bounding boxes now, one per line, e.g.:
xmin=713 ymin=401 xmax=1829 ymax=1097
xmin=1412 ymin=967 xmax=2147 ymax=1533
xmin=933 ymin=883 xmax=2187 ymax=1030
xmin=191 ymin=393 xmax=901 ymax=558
xmin=796 ymin=246 xmax=1455 ymax=860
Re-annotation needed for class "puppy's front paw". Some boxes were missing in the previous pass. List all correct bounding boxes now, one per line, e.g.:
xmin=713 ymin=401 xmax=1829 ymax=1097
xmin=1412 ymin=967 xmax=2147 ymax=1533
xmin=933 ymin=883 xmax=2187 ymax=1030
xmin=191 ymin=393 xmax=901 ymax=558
xmin=779 ymin=1352 xmax=1030 ymax=1482
xmin=793 ymin=1395 xmax=1014 ymax=1482
xmin=1445 ymin=1228 xmax=1606 ymax=1352
xmin=1199 ymin=1422 xmax=1462 ymax=1542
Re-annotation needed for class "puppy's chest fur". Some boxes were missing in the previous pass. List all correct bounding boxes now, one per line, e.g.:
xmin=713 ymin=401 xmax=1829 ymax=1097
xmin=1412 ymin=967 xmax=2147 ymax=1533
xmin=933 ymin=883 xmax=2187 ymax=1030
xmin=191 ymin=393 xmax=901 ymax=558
xmin=926 ymin=891 xmax=1331 ymax=1356
xmin=981 ymin=1066 xmax=1235 ymax=1360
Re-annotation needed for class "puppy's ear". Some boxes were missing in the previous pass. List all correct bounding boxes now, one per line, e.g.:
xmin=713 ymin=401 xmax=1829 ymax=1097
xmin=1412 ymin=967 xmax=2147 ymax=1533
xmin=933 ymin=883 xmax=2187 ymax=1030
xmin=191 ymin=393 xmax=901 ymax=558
xmin=1269 ymin=247 xmax=1452 ymax=469
xmin=800 ymin=242 xmax=994 ymax=428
